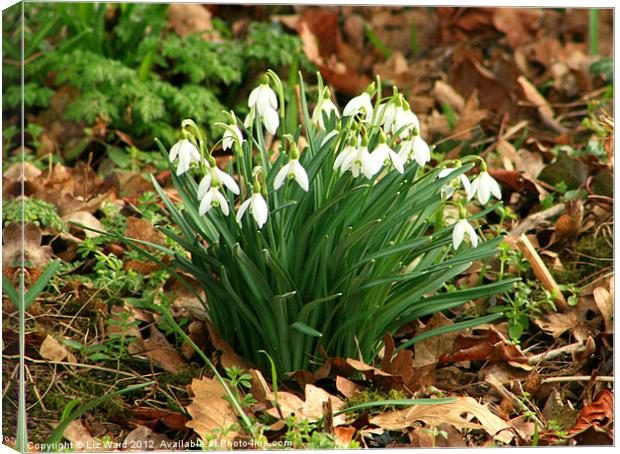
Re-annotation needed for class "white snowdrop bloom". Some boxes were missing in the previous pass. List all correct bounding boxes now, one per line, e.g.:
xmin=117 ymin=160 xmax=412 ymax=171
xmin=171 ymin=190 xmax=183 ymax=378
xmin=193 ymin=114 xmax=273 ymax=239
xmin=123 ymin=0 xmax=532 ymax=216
xmin=394 ymin=108 xmax=420 ymax=138
xmin=398 ymin=135 xmax=430 ymax=167
xmin=236 ymin=193 xmax=269 ymax=229
xmin=354 ymin=146 xmax=383 ymax=179
xmin=342 ymin=92 xmax=373 ymax=120
xmin=248 ymin=83 xmax=279 ymax=135
xmin=371 ymin=142 xmax=404 ymax=174
xmin=470 ymin=171 xmax=502 ymax=205
xmin=274 ymin=158 xmax=309 ymax=192
xmin=312 ymin=98 xmax=340 ymax=129
xmin=333 ymin=144 xmax=358 ymax=173
xmin=199 ymin=186 xmax=229 ymax=216
xmin=197 ymin=168 xmax=240 ymax=200
xmin=222 ymin=124 xmax=243 ymax=150
xmin=169 ymin=139 xmax=201 ymax=176
xmin=452 ymin=218 xmax=478 ymax=250
xmin=438 ymin=168 xmax=472 ymax=200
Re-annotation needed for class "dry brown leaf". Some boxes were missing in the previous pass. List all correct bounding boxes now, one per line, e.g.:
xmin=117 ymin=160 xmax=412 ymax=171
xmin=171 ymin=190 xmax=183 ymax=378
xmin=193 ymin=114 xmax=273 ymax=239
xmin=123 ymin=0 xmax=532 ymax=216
xmin=517 ymin=76 xmax=565 ymax=132
xmin=492 ymin=8 xmax=542 ymax=48
xmin=167 ymin=4 xmax=216 ymax=38
xmin=137 ymin=326 xmax=186 ymax=372
xmin=125 ymin=216 xmax=166 ymax=247
xmin=206 ymin=321 xmax=252 ymax=370
xmin=593 ymin=286 xmax=613 ymax=333
xmin=3 ymin=161 xmax=42 ymax=181
xmin=336 ymin=376 xmax=361 ymax=399
xmin=123 ymin=425 xmax=172 ymax=451
xmin=39 ymin=335 xmax=69 ymax=362
xmin=63 ymin=420 xmax=97 ymax=451
xmin=432 ymin=80 xmax=465 ymax=112
xmin=186 ymin=376 xmax=239 ymax=442
xmin=64 ymin=211 xmax=103 ymax=237
xmin=2 ymin=222 xmax=54 ymax=269
xmin=370 ymin=396 xmax=514 ymax=444
xmin=334 ymin=426 xmax=356 ymax=447
xmin=565 ymin=389 xmax=613 ymax=443
xmin=453 ymin=91 xmax=488 ymax=139
xmin=266 ymin=384 xmax=346 ymax=425
xmin=439 ymin=326 xmax=530 ymax=370
xmin=413 ymin=312 xmax=458 ymax=368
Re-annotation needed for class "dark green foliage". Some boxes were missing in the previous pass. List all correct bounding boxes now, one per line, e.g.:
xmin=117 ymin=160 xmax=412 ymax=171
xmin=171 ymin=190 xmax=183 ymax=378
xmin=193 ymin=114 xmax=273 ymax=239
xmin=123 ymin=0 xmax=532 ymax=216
xmin=2 ymin=3 xmax=312 ymax=154
xmin=2 ymin=199 xmax=65 ymax=231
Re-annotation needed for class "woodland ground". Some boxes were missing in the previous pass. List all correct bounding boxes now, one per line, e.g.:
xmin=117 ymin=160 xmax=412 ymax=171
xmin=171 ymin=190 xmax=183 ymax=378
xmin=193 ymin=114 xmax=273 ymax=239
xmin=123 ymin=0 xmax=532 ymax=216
xmin=1 ymin=4 xmax=614 ymax=449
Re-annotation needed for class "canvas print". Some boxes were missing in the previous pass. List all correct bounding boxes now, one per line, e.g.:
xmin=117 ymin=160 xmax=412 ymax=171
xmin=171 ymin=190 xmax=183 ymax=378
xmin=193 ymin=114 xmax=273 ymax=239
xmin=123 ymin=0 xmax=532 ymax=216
xmin=1 ymin=2 xmax=614 ymax=450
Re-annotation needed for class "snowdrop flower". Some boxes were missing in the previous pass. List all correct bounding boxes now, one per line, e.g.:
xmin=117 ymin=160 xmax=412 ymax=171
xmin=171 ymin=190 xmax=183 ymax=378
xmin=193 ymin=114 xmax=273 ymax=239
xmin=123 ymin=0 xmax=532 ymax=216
xmin=248 ymin=82 xmax=279 ymax=135
xmin=312 ymin=89 xmax=340 ymax=129
xmin=236 ymin=192 xmax=269 ymax=229
xmin=169 ymin=139 xmax=201 ymax=176
xmin=222 ymin=114 xmax=243 ymax=151
xmin=333 ymin=143 xmax=358 ymax=173
xmin=452 ymin=218 xmax=478 ymax=250
xmin=398 ymin=135 xmax=431 ymax=167
xmin=354 ymin=146 xmax=382 ymax=179
xmin=438 ymin=167 xmax=472 ymax=200
xmin=379 ymin=96 xmax=420 ymax=138
xmin=274 ymin=158 xmax=309 ymax=192
xmin=342 ymin=92 xmax=373 ymax=121
xmin=199 ymin=186 xmax=229 ymax=216
xmin=470 ymin=170 xmax=502 ymax=205
xmin=372 ymin=140 xmax=404 ymax=174
xmin=197 ymin=166 xmax=240 ymax=199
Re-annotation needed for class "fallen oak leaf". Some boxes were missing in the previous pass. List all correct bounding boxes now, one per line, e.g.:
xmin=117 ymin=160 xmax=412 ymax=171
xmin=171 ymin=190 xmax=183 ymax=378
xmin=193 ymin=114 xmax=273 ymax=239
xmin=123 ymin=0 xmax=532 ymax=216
xmin=370 ymin=396 xmax=514 ymax=444
xmin=439 ymin=326 xmax=531 ymax=370
xmin=266 ymin=384 xmax=346 ymax=426
xmin=2 ymin=222 xmax=54 ymax=269
xmin=186 ymin=376 xmax=239 ymax=442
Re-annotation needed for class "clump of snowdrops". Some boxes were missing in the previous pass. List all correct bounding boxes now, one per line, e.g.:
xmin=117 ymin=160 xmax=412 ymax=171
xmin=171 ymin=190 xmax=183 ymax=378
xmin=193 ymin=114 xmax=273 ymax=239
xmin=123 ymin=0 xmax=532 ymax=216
xmin=149 ymin=70 xmax=516 ymax=374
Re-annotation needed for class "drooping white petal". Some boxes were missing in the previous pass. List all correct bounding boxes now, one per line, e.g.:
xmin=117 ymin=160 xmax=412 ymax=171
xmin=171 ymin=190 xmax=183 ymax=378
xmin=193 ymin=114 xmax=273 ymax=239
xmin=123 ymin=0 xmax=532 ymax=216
xmin=250 ymin=194 xmax=269 ymax=228
xmin=477 ymin=176 xmax=491 ymax=205
xmin=412 ymin=136 xmax=430 ymax=166
xmin=263 ymin=85 xmax=278 ymax=110
xmin=452 ymin=220 xmax=466 ymax=250
xmin=389 ymin=149 xmax=405 ymax=174
xmin=197 ymin=174 xmax=212 ymax=200
xmin=292 ymin=160 xmax=309 ymax=191
xmin=460 ymin=175 xmax=473 ymax=200
xmin=343 ymin=92 xmax=373 ymax=117
xmin=244 ymin=111 xmax=254 ymax=129
xmin=169 ymin=141 xmax=181 ymax=162
xmin=198 ymin=189 xmax=214 ymax=215
xmin=216 ymin=168 xmax=240 ymax=195
xmin=236 ymin=199 xmax=251 ymax=225
xmin=222 ymin=125 xmax=243 ymax=150
xmin=214 ymin=190 xmax=230 ymax=216
xmin=248 ymin=86 xmax=259 ymax=108
xmin=463 ymin=220 xmax=478 ymax=247
xmin=262 ymin=106 xmax=279 ymax=135
xmin=274 ymin=162 xmax=291 ymax=190
xmin=176 ymin=151 xmax=191 ymax=176
xmin=486 ymin=172 xmax=502 ymax=200
xmin=361 ymin=147 xmax=383 ymax=179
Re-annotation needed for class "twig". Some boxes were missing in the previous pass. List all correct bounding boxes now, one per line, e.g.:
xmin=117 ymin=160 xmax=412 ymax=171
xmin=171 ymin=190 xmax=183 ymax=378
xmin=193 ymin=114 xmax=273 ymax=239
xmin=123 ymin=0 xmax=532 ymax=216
xmin=2 ymin=355 xmax=145 ymax=379
xmin=516 ymin=234 xmax=568 ymax=310
xmin=486 ymin=373 xmax=545 ymax=427
xmin=528 ymin=341 xmax=585 ymax=365
xmin=541 ymin=376 xmax=614 ymax=384
xmin=511 ymin=204 xmax=565 ymax=236
xmin=322 ymin=399 xmax=334 ymax=435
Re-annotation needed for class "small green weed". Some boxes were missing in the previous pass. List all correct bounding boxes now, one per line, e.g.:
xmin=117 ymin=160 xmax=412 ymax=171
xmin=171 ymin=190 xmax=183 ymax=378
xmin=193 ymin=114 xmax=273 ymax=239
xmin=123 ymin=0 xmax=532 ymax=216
xmin=2 ymin=199 xmax=65 ymax=231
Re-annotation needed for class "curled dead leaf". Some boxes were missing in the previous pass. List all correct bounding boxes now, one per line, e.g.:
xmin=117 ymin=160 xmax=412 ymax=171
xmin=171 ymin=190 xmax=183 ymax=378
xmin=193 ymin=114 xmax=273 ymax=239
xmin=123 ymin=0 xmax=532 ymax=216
xmin=370 ymin=396 xmax=514 ymax=444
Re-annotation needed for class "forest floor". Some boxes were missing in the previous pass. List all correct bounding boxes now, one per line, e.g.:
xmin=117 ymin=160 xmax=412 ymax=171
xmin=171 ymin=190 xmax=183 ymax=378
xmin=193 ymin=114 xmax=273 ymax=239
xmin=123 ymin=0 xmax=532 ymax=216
xmin=2 ymin=4 xmax=614 ymax=449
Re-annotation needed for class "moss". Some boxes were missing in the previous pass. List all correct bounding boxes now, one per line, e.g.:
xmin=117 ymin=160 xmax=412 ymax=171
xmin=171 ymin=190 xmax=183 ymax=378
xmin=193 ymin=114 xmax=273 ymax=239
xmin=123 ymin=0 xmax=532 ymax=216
xmin=344 ymin=387 xmax=409 ymax=417
xmin=554 ymin=234 xmax=612 ymax=284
